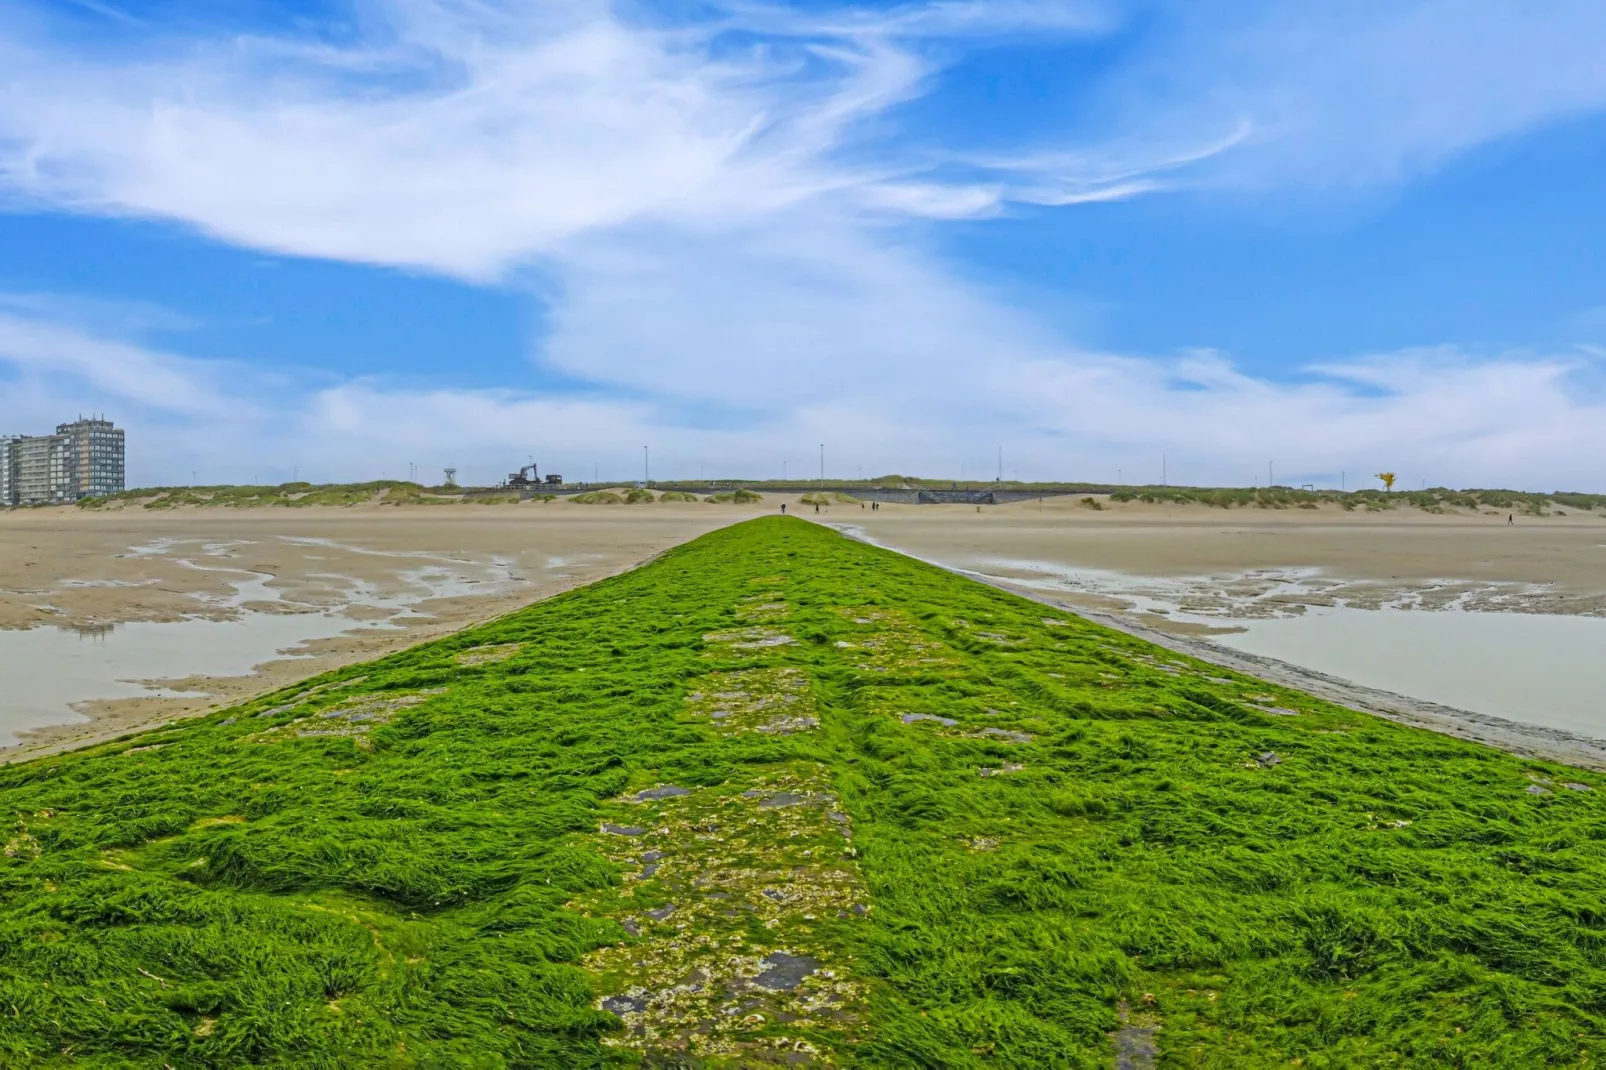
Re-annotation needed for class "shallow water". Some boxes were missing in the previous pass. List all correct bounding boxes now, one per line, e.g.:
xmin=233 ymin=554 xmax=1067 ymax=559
xmin=0 ymin=611 xmax=351 ymax=745
xmin=1214 ymin=608 xmax=1606 ymax=737
xmin=953 ymin=552 xmax=1606 ymax=737
xmin=0 ymin=536 xmax=522 ymax=746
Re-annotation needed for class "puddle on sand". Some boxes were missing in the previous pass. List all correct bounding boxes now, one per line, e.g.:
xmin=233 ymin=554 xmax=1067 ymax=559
xmin=903 ymin=547 xmax=1606 ymax=741
xmin=1215 ymin=608 xmax=1606 ymax=738
xmin=0 ymin=537 xmax=526 ymax=747
xmin=0 ymin=612 xmax=352 ymax=746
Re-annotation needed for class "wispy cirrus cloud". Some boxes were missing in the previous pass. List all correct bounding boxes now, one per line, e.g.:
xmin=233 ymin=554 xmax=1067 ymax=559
xmin=3 ymin=0 xmax=1606 ymax=489
xmin=1088 ymin=0 xmax=1606 ymax=193
xmin=0 ymin=0 xmax=1109 ymax=280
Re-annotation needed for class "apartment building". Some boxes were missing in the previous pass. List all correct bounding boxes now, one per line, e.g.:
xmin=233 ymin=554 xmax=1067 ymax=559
xmin=0 ymin=417 xmax=125 ymax=505
xmin=60 ymin=417 xmax=125 ymax=499
xmin=0 ymin=437 xmax=12 ymax=505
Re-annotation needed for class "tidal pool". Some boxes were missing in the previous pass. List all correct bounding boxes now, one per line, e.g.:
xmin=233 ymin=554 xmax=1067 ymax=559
xmin=0 ymin=536 xmax=522 ymax=746
xmin=957 ymin=554 xmax=1606 ymax=737
xmin=1213 ymin=608 xmax=1606 ymax=738
xmin=0 ymin=611 xmax=351 ymax=745
xmin=835 ymin=528 xmax=1606 ymax=741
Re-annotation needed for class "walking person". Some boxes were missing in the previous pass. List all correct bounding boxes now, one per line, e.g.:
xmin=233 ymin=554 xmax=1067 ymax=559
xmin=1508 ymin=513 xmax=1514 ymax=525
xmin=781 ymin=503 xmax=786 ymax=515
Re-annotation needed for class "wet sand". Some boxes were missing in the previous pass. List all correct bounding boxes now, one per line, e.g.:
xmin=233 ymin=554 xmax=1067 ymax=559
xmin=825 ymin=496 xmax=1606 ymax=769
xmin=10 ymin=493 xmax=1606 ymax=768
xmin=834 ymin=495 xmax=1606 ymax=622
xmin=0 ymin=499 xmax=765 ymax=760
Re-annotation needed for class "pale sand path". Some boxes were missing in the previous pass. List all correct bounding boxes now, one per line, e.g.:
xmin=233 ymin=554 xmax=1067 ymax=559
xmin=0 ymin=499 xmax=766 ymax=761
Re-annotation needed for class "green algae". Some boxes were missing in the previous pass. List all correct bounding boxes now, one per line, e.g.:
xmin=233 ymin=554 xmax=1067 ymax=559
xmin=2 ymin=518 xmax=1606 ymax=1066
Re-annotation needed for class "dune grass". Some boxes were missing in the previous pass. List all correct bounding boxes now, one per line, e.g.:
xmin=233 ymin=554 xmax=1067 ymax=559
xmin=77 ymin=482 xmax=467 ymax=510
xmin=1105 ymin=484 xmax=1603 ymax=515
xmin=707 ymin=489 xmax=763 ymax=504
xmin=2 ymin=518 xmax=1605 ymax=1066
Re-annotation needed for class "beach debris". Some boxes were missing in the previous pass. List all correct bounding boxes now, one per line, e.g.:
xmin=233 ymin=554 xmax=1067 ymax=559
xmin=1256 ymin=751 xmax=1283 ymax=767
xmin=979 ymin=763 xmax=1025 ymax=777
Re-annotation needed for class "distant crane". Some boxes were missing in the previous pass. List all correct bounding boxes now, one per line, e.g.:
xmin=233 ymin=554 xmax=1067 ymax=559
xmin=443 ymin=468 xmax=458 ymax=488
xmin=506 ymin=462 xmax=563 ymax=488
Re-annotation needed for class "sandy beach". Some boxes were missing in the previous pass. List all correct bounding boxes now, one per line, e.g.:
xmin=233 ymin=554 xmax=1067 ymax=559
xmin=825 ymin=494 xmax=1606 ymax=768
xmin=833 ymin=494 xmax=1606 ymax=620
xmin=7 ymin=491 xmax=1606 ymax=767
xmin=0 ymin=498 xmax=765 ymax=759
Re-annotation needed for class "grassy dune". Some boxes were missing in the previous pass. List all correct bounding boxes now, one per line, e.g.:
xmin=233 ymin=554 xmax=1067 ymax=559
xmin=2 ymin=518 xmax=1604 ymax=1066
xmin=77 ymin=481 xmax=462 ymax=509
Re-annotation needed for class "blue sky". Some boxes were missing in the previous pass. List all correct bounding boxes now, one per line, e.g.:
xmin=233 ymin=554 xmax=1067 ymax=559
xmin=2 ymin=0 xmax=1605 ymax=489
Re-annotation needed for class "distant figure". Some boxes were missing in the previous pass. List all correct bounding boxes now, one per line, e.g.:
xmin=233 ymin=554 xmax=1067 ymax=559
xmin=1508 ymin=513 xmax=1514 ymax=525
xmin=781 ymin=503 xmax=786 ymax=514
xmin=861 ymin=502 xmax=865 ymax=509
xmin=815 ymin=503 xmax=820 ymax=514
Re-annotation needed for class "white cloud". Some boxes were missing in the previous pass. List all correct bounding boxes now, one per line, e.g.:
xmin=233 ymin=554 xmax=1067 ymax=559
xmin=3 ymin=300 xmax=1605 ymax=492
xmin=0 ymin=0 xmax=1103 ymax=280
xmin=0 ymin=311 xmax=239 ymax=415
xmin=2 ymin=0 xmax=1606 ymax=492
xmin=1089 ymin=0 xmax=1606 ymax=192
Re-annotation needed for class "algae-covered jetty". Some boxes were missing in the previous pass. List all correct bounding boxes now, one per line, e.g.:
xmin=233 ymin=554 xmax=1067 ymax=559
xmin=1 ymin=518 xmax=1602 ymax=1065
